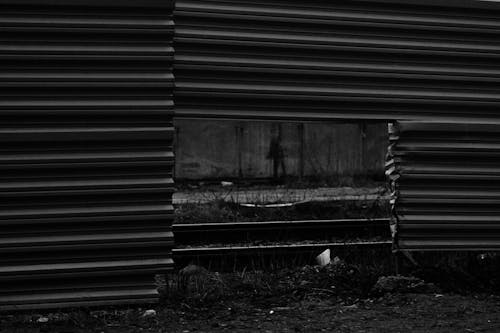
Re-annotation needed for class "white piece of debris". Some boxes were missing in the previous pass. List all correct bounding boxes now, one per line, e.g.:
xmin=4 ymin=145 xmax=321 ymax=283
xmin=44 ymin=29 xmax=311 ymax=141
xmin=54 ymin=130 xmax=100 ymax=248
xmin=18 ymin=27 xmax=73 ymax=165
xmin=142 ymin=309 xmax=156 ymax=317
xmin=221 ymin=181 xmax=233 ymax=187
xmin=316 ymin=249 xmax=331 ymax=266
xmin=239 ymin=199 xmax=309 ymax=208
xmin=37 ymin=317 xmax=49 ymax=323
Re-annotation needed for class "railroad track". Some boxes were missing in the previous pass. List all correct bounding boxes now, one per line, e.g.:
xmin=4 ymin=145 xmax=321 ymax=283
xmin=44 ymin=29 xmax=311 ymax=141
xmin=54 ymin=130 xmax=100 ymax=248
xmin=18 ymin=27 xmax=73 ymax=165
xmin=173 ymin=218 xmax=390 ymax=245
xmin=174 ymin=241 xmax=391 ymax=257
xmin=173 ymin=218 xmax=392 ymax=267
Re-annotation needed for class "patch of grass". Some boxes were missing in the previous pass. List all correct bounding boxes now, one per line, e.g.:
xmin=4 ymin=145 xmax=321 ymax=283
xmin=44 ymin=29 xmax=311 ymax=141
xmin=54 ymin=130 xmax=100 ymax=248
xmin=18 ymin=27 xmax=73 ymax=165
xmin=175 ymin=199 xmax=390 ymax=224
xmin=163 ymin=250 xmax=500 ymax=311
xmin=161 ymin=247 xmax=394 ymax=309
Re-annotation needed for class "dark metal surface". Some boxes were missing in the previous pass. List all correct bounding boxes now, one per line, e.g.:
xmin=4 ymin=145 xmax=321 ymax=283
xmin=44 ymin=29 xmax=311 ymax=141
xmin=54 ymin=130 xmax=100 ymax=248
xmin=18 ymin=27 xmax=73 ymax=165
xmin=3 ymin=0 xmax=500 ymax=309
xmin=0 ymin=0 xmax=175 ymax=310
xmin=388 ymin=121 xmax=500 ymax=251
xmin=174 ymin=0 xmax=500 ymax=122
xmin=174 ymin=218 xmax=390 ymax=244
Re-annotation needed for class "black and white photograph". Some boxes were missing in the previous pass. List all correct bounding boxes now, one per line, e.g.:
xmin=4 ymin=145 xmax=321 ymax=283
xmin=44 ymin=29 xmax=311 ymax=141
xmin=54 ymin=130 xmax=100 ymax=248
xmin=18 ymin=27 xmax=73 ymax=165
xmin=1 ymin=0 xmax=500 ymax=332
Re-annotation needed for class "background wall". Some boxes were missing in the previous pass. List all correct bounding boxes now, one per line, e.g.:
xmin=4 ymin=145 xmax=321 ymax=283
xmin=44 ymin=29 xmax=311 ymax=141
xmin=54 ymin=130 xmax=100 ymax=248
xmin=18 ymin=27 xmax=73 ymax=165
xmin=174 ymin=120 xmax=387 ymax=183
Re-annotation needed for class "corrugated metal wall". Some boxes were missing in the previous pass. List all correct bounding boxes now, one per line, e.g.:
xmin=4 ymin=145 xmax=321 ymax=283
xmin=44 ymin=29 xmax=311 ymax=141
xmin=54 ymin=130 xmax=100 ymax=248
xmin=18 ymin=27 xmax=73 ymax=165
xmin=173 ymin=0 xmax=500 ymax=122
xmin=3 ymin=0 xmax=500 ymax=310
xmin=387 ymin=122 xmax=500 ymax=251
xmin=173 ymin=0 xmax=500 ymax=253
xmin=0 ymin=0 xmax=174 ymax=310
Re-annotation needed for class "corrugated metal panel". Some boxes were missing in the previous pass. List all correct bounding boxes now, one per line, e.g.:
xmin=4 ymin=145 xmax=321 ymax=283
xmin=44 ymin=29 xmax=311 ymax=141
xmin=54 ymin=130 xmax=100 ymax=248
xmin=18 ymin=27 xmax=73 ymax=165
xmin=0 ymin=0 xmax=174 ymax=310
xmin=173 ymin=0 xmax=500 ymax=121
xmin=387 ymin=121 xmax=500 ymax=251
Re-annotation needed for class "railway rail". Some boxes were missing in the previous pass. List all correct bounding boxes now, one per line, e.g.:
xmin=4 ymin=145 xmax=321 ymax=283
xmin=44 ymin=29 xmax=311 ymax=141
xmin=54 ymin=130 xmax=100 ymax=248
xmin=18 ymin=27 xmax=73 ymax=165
xmin=173 ymin=218 xmax=391 ymax=267
xmin=173 ymin=218 xmax=390 ymax=245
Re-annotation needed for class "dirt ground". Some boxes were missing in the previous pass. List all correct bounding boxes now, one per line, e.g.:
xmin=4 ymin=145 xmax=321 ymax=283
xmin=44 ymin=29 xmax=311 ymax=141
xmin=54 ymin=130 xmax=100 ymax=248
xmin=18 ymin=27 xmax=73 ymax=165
xmin=1 ymin=293 xmax=500 ymax=333
xmin=3 ymin=259 xmax=500 ymax=333
xmin=152 ymin=293 xmax=500 ymax=333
